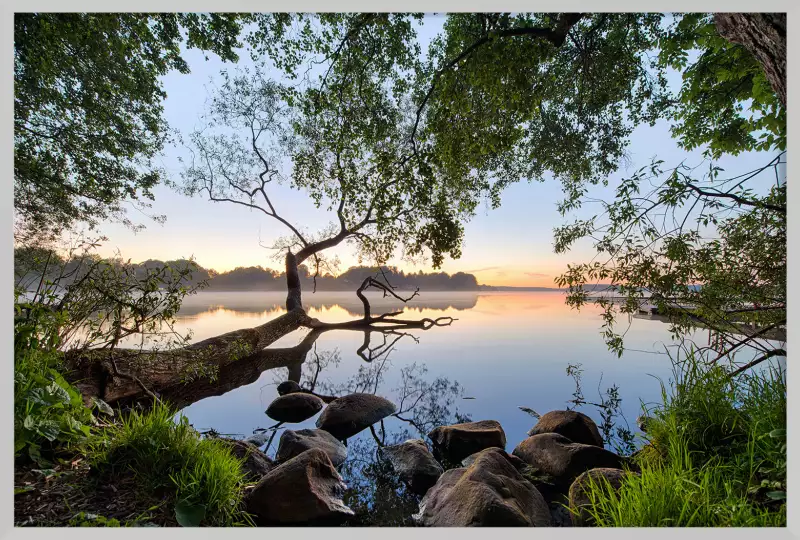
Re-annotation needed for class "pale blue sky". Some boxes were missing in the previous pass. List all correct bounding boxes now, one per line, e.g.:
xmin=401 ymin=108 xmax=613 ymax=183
xmin=91 ymin=14 xmax=777 ymax=287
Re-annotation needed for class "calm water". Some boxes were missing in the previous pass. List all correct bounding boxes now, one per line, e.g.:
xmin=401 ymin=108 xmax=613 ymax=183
xmin=165 ymin=290 xmax=785 ymax=523
xmin=175 ymin=290 xmax=688 ymax=451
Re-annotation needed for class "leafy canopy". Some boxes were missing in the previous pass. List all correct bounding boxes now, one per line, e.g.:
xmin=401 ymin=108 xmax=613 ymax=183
xmin=14 ymin=13 xmax=247 ymax=240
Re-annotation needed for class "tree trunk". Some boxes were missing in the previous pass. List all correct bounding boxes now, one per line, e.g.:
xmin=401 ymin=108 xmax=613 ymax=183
xmin=140 ymin=329 xmax=323 ymax=410
xmin=65 ymin=308 xmax=312 ymax=404
xmin=714 ymin=13 xmax=786 ymax=107
xmin=285 ymin=251 xmax=302 ymax=311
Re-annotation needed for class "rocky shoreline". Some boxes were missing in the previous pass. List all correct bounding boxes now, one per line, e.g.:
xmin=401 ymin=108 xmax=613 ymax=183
xmin=238 ymin=388 xmax=638 ymax=526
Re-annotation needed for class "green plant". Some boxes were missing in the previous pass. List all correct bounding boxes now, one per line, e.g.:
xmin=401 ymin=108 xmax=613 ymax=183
xmin=90 ymin=402 xmax=250 ymax=526
xmin=576 ymin=352 xmax=786 ymax=526
xmin=68 ymin=512 xmax=122 ymax=527
xmin=564 ymin=363 xmax=636 ymax=455
xmin=579 ymin=438 xmax=785 ymax=526
xmin=14 ymin=295 xmax=98 ymax=464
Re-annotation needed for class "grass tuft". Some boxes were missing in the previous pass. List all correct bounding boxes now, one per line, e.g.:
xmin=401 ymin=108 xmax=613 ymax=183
xmin=576 ymin=352 xmax=786 ymax=527
xmin=89 ymin=401 xmax=251 ymax=526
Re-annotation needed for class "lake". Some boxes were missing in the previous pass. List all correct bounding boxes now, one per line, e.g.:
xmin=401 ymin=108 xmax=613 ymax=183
xmin=173 ymin=291 xmax=689 ymax=445
xmin=151 ymin=289 xmax=782 ymax=523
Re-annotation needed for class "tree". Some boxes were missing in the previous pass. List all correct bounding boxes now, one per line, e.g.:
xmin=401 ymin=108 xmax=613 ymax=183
xmin=253 ymin=12 xmax=785 ymax=372
xmin=554 ymin=153 xmax=786 ymax=371
xmin=714 ymin=13 xmax=786 ymax=107
xmin=14 ymin=13 xmax=248 ymax=241
xmin=181 ymin=64 xmax=468 ymax=322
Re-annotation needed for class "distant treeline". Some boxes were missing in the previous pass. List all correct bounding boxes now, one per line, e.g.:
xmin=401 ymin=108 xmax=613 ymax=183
xmin=198 ymin=262 xmax=484 ymax=291
xmin=14 ymin=248 xmax=495 ymax=291
xmin=13 ymin=249 xmax=616 ymax=293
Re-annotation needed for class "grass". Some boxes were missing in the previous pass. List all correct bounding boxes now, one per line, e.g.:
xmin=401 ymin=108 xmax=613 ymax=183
xmin=577 ymin=353 xmax=786 ymax=527
xmin=89 ymin=401 xmax=252 ymax=526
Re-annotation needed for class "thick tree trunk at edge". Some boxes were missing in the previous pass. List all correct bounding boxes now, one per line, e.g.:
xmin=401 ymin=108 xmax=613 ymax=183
xmin=714 ymin=13 xmax=787 ymax=107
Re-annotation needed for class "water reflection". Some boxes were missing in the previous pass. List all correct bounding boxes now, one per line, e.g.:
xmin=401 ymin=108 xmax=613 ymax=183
xmin=176 ymin=290 xmax=480 ymax=318
xmin=161 ymin=291 xmax=784 ymax=525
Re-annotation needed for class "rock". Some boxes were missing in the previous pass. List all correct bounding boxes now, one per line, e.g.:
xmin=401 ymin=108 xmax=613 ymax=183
xmin=277 ymin=380 xmax=302 ymax=395
xmin=512 ymin=433 xmax=625 ymax=490
xmin=276 ymin=428 xmax=348 ymax=467
xmin=246 ymin=448 xmax=354 ymax=524
xmin=462 ymin=449 xmax=526 ymax=471
xmin=315 ymin=393 xmax=397 ymax=440
xmin=218 ymin=439 xmax=273 ymax=480
xmin=428 ymin=420 xmax=506 ymax=464
xmin=527 ymin=410 xmax=604 ymax=447
xmin=569 ymin=468 xmax=638 ymax=526
xmin=549 ymin=499 xmax=574 ymax=527
xmin=417 ymin=447 xmax=551 ymax=527
xmin=265 ymin=392 xmax=324 ymax=423
xmin=382 ymin=439 xmax=444 ymax=496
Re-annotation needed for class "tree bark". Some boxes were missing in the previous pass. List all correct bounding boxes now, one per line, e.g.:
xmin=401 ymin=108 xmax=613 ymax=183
xmin=285 ymin=251 xmax=303 ymax=311
xmin=146 ymin=329 xmax=324 ymax=410
xmin=65 ymin=308 xmax=312 ymax=404
xmin=714 ymin=13 xmax=786 ymax=107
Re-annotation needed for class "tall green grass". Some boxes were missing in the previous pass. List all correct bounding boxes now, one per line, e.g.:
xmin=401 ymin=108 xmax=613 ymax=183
xmin=578 ymin=353 xmax=786 ymax=527
xmin=90 ymin=401 xmax=251 ymax=526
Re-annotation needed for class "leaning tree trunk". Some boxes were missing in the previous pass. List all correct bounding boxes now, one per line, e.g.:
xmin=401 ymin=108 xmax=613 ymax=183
xmin=137 ymin=329 xmax=324 ymax=410
xmin=65 ymin=308 xmax=313 ymax=404
xmin=714 ymin=13 xmax=787 ymax=107
xmin=285 ymin=251 xmax=303 ymax=311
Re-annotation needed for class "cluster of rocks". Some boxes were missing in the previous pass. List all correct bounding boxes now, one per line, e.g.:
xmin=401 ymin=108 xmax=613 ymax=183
xmin=238 ymin=387 xmax=398 ymax=525
xmin=228 ymin=386 xmax=639 ymax=527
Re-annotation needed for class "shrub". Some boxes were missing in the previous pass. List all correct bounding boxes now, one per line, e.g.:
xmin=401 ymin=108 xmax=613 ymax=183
xmin=14 ymin=298 xmax=98 ymax=464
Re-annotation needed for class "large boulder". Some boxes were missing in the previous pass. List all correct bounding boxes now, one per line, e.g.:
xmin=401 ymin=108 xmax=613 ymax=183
xmin=417 ymin=448 xmax=551 ymax=527
xmin=569 ymin=468 xmax=638 ymax=526
xmin=315 ymin=393 xmax=397 ymax=440
xmin=527 ymin=410 xmax=604 ymax=447
xmin=512 ymin=433 xmax=625 ymax=490
xmin=428 ymin=420 xmax=506 ymax=464
xmin=218 ymin=438 xmax=273 ymax=481
xmin=265 ymin=393 xmax=324 ymax=423
xmin=382 ymin=439 xmax=444 ymax=496
xmin=246 ymin=448 xmax=354 ymax=525
xmin=462 ymin=449 xmax=526 ymax=471
xmin=276 ymin=428 xmax=348 ymax=467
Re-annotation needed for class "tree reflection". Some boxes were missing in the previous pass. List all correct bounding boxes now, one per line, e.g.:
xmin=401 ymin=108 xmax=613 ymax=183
xmin=286 ymin=342 xmax=471 ymax=525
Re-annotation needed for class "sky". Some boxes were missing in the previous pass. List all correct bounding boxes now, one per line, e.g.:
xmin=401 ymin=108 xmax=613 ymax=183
xmin=89 ymin=14 xmax=778 ymax=288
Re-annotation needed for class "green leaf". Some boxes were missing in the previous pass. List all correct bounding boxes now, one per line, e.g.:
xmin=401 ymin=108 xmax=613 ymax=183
xmin=35 ymin=420 xmax=60 ymax=441
xmin=768 ymin=428 xmax=786 ymax=439
xmin=766 ymin=491 xmax=786 ymax=501
xmin=91 ymin=397 xmax=115 ymax=416
xmin=175 ymin=501 xmax=206 ymax=527
xmin=23 ymin=415 xmax=35 ymax=430
xmin=15 ymin=486 xmax=35 ymax=495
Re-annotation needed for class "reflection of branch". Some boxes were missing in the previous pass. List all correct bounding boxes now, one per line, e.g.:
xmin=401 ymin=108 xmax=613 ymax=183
xmin=728 ymin=349 xmax=786 ymax=378
xmin=356 ymin=329 xmax=418 ymax=363
xmin=393 ymin=413 xmax=424 ymax=435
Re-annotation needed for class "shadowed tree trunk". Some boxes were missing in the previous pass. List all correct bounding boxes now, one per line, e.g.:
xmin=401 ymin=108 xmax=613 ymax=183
xmin=285 ymin=251 xmax=303 ymax=311
xmin=714 ymin=13 xmax=786 ymax=107
xmin=140 ymin=329 xmax=324 ymax=410
xmin=66 ymin=309 xmax=313 ymax=404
